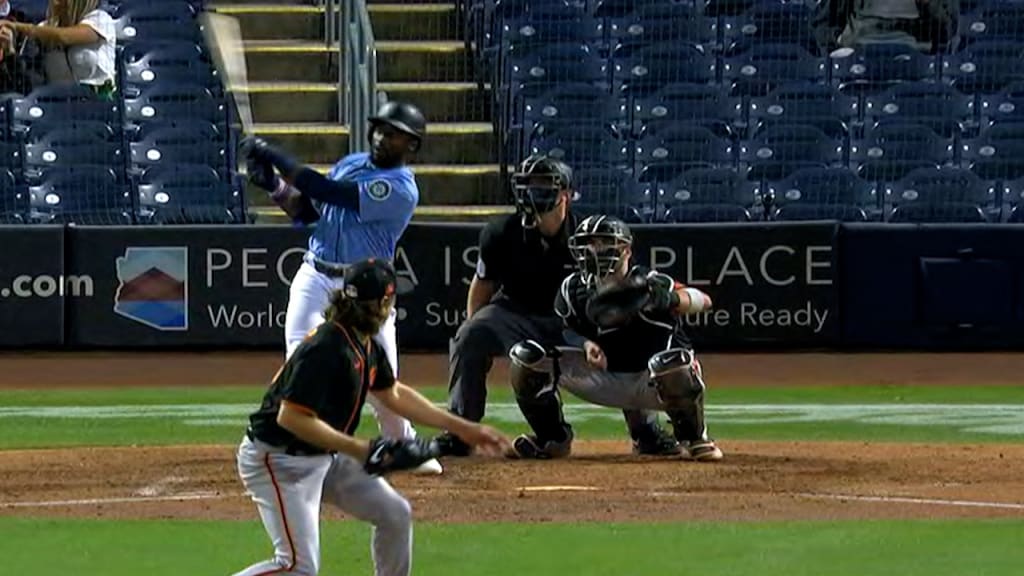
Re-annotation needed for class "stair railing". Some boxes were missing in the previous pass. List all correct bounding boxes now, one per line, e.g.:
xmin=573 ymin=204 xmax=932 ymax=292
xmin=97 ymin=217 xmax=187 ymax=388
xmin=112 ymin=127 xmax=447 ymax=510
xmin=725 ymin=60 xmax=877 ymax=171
xmin=324 ymin=0 xmax=380 ymax=154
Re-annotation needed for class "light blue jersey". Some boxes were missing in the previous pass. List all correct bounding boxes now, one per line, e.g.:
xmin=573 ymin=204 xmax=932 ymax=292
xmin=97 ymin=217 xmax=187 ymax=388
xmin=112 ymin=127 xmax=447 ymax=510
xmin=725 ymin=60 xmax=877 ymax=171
xmin=307 ymin=152 xmax=419 ymax=264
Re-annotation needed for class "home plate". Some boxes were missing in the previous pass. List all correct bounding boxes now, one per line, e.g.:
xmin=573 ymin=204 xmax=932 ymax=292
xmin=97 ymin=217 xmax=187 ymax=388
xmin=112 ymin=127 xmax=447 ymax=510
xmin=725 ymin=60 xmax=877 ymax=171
xmin=518 ymin=485 xmax=600 ymax=492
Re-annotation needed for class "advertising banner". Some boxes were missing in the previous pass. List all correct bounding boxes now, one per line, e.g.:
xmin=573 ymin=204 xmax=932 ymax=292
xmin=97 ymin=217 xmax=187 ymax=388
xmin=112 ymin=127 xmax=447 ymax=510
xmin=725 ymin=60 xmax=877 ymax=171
xmin=0 ymin=225 xmax=65 ymax=346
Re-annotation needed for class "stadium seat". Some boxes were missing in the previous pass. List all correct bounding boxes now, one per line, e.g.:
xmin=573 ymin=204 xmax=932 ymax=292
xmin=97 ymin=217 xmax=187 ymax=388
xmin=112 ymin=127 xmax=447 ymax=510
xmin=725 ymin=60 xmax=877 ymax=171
xmin=767 ymin=167 xmax=879 ymax=220
xmin=886 ymin=167 xmax=997 ymax=222
xmin=865 ymin=82 xmax=972 ymax=138
xmin=773 ymin=203 xmax=869 ymax=221
xmin=636 ymin=124 xmax=736 ymax=174
xmin=749 ymin=82 xmax=857 ymax=139
xmin=830 ymin=43 xmax=937 ymax=98
xmin=137 ymin=164 xmax=236 ymax=224
xmin=979 ymin=81 xmax=1024 ymax=123
xmin=963 ymin=123 xmax=1024 ymax=181
xmin=655 ymin=167 xmax=758 ymax=223
xmin=122 ymin=43 xmax=219 ymax=97
xmin=604 ymin=2 xmax=718 ymax=55
xmin=22 ymin=122 xmax=123 ymax=182
xmin=114 ymin=5 xmax=201 ymax=44
xmin=572 ymin=166 xmax=653 ymax=222
xmin=0 ymin=169 xmax=24 ymax=223
xmin=723 ymin=2 xmax=820 ymax=56
xmin=613 ymin=42 xmax=717 ymax=97
xmin=11 ymin=85 xmax=120 ymax=127
xmin=740 ymin=124 xmax=843 ymax=182
xmin=945 ymin=41 xmax=1024 ymax=95
xmin=520 ymin=83 xmax=628 ymax=146
xmin=528 ymin=125 xmax=631 ymax=168
xmin=128 ymin=124 xmax=227 ymax=176
xmin=0 ymin=142 xmax=23 ymax=176
xmin=633 ymin=83 xmax=740 ymax=138
xmin=28 ymin=166 xmax=132 ymax=225
xmin=962 ymin=1 xmax=1024 ymax=44
xmin=723 ymin=44 xmax=827 ymax=98
xmin=123 ymin=84 xmax=228 ymax=127
xmin=106 ymin=0 xmax=204 ymax=18
xmin=851 ymin=123 xmax=954 ymax=183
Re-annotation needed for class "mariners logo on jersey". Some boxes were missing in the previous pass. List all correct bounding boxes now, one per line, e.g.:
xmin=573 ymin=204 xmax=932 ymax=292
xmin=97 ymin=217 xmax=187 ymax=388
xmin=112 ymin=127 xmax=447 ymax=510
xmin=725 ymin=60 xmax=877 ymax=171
xmin=368 ymin=180 xmax=392 ymax=201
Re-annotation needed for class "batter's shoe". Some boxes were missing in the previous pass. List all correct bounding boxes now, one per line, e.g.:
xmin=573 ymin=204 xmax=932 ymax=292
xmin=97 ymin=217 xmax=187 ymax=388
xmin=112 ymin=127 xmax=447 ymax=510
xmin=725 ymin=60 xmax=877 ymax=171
xmin=632 ymin=426 xmax=683 ymax=456
xmin=435 ymin=432 xmax=472 ymax=457
xmin=683 ymin=440 xmax=723 ymax=462
xmin=412 ymin=458 xmax=444 ymax=475
xmin=509 ymin=432 xmax=573 ymax=460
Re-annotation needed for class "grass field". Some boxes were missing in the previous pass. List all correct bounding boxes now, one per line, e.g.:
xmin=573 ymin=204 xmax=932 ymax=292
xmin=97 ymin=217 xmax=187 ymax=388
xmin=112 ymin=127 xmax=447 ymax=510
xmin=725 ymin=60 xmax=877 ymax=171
xmin=2 ymin=383 xmax=1024 ymax=575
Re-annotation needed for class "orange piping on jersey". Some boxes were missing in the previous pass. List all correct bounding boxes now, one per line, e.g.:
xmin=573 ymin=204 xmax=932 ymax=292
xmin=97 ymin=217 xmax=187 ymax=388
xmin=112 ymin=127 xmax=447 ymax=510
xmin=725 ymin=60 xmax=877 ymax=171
xmin=334 ymin=322 xmax=370 ymax=434
xmin=281 ymin=399 xmax=318 ymax=418
xmin=256 ymin=453 xmax=297 ymax=574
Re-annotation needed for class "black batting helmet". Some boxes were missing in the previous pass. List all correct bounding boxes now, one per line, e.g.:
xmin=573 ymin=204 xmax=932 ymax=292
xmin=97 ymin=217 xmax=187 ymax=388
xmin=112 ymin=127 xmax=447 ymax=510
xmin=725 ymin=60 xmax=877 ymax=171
xmin=369 ymin=101 xmax=427 ymax=149
xmin=512 ymin=154 xmax=573 ymax=228
xmin=569 ymin=215 xmax=633 ymax=283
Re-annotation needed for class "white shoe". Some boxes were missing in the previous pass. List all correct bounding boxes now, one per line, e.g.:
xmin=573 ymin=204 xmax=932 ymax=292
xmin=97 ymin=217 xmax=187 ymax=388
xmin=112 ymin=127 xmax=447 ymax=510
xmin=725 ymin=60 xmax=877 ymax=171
xmin=412 ymin=458 xmax=444 ymax=475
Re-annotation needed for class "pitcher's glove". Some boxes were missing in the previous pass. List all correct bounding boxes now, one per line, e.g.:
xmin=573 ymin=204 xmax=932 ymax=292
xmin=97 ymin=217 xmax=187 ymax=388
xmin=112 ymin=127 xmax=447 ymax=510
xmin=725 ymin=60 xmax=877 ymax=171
xmin=364 ymin=437 xmax=442 ymax=476
xmin=585 ymin=274 xmax=651 ymax=328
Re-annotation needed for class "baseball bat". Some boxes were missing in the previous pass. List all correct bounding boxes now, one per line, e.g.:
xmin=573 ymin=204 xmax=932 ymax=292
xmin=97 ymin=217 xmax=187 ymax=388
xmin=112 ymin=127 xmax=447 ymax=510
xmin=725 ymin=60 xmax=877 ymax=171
xmin=199 ymin=12 xmax=254 ymax=137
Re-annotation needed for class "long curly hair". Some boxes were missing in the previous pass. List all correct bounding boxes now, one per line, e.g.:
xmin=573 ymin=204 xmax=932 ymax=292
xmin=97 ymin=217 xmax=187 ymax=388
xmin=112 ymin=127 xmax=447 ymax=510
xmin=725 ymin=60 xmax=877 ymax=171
xmin=324 ymin=290 xmax=391 ymax=337
xmin=47 ymin=0 xmax=99 ymax=27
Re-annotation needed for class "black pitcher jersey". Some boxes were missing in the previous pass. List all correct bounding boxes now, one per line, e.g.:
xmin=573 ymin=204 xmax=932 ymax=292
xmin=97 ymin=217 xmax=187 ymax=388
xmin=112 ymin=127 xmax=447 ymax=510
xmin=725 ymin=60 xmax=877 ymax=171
xmin=248 ymin=321 xmax=395 ymax=454
xmin=554 ymin=266 xmax=692 ymax=373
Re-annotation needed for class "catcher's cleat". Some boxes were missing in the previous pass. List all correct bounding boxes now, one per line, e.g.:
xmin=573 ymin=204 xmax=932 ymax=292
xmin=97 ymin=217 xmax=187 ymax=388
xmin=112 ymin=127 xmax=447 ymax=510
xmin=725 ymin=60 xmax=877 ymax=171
xmin=683 ymin=440 xmax=723 ymax=462
xmin=412 ymin=458 xmax=444 ymax=475
xmin=435 ymin=431 xmax=472 ymax=457
xmin=509 ymin=433 xmax=573 ymax=460
xmin=632 ymin=426 xmax=682 ymax=456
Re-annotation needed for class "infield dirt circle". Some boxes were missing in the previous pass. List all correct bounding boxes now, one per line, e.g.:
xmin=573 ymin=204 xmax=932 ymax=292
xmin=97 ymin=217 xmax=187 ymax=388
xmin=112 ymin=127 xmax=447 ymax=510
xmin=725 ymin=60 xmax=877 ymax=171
xmin=1 ymin=352 xmax=1023 ymax=523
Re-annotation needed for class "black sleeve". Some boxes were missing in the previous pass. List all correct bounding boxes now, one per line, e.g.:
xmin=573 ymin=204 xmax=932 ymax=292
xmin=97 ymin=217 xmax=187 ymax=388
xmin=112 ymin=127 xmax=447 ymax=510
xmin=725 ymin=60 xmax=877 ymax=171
xmin=474 ymin=220 xmax=505 ymax=284
xmin=279 ymin=344 xmax=339 ymax=415
xmin=370 ymin=344 xmax=396 ymax=391
xmin=555 ymin=274 xmax=591 ymax=347
xmin=292 ymin=167 xmax=361 ymax=210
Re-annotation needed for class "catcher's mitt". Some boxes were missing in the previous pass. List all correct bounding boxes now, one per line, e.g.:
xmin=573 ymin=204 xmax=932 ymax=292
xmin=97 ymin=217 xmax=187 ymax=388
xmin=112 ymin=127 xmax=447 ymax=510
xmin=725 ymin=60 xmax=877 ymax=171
xmin=364 ymin=437 xmax=441 ymax=476
xmin=585 ymin=275 xmax=651 ymax=328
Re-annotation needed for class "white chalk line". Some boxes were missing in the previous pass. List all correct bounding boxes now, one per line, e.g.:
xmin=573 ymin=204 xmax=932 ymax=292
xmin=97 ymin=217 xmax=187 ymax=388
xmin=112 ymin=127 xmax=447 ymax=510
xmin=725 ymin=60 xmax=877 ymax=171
xmin=0 ymin=491 xmax=236 ymax=508
xmin=133 ymin=475 xmax=190 ymax=497
xmin=797 ymin=493 xmax=1024 ymax=511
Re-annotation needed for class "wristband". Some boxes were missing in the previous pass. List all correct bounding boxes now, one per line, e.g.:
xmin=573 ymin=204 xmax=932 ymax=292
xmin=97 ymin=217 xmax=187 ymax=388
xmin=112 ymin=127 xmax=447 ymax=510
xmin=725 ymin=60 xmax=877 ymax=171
xmin=684 ymin=288 xmax=707 ymax=313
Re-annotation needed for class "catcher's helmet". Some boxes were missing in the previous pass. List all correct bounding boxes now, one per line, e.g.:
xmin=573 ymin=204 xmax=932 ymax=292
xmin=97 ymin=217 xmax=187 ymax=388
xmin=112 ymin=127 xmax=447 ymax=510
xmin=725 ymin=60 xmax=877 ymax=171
xmin=369 ymin=101 xmax=427 ymax=149
xmin=512 ymin=154 xmax=573 ymax=228
xmin=569 ymin=215 xmax=633 ymax=283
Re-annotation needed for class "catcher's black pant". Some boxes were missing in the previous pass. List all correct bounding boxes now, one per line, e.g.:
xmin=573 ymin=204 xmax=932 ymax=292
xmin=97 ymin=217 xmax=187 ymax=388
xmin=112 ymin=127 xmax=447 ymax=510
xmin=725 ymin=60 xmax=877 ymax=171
xmin=447 ymin=300 xmax=664 ymax=441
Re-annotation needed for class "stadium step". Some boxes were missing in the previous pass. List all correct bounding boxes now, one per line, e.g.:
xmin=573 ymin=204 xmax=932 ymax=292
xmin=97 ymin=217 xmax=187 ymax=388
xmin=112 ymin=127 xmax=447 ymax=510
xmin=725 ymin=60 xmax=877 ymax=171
xmin=251 ymin=121 xmax=494 ymax=165
xmin=243 ymin=41 xmax=469 ymax=83
xmin=210 ymin=3 xmax=458 ymax=42
xmin=243 ymin=81 xmax=490 ymax=123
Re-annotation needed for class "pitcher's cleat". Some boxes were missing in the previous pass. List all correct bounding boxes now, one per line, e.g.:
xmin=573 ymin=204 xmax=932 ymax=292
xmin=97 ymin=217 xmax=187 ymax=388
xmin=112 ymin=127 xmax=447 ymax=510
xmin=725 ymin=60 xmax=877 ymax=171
xmin=684 ymin=440 xmax=723 ymax=462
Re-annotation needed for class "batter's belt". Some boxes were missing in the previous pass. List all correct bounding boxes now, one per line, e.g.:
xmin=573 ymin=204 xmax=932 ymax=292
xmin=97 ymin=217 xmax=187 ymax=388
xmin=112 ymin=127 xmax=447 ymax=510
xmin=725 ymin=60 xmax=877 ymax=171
xmin=308 ymin=256 xmax=349 ymax=278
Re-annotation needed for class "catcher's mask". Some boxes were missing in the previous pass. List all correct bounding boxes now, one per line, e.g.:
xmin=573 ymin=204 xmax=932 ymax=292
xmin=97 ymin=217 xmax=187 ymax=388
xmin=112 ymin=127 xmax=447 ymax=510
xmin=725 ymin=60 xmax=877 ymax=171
xmin=569 ymin=215 xmax=633 ymax=284
xmin=512 ymin=154 xmax=572 ymax=229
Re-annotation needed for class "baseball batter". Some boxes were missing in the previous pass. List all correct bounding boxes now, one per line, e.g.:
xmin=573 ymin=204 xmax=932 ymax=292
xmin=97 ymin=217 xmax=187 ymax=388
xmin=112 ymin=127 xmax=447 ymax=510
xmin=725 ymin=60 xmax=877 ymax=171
xmin=241 ymin=101 xmax=443 ymax=474
xmin=233 ymin=259 xmax=509 ymax=576
xmin=508 ymin=215 xmax=724 ymax=461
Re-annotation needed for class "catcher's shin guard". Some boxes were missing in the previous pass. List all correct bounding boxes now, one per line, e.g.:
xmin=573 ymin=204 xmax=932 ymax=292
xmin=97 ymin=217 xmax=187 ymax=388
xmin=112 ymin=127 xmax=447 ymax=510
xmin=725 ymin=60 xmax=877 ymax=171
xmin=509 ymin=340 xmax=573 ymax=448
xmin=648 ymin=348 xmax=709 ymax=445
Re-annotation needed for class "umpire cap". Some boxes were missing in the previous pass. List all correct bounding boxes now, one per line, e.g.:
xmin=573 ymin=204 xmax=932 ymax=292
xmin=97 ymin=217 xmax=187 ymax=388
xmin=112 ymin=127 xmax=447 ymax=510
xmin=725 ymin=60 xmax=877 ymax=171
xmin=369 ymin=101 xmax=427 ymax=142
xmin=343 ymin=259 xmax=397 ymax=301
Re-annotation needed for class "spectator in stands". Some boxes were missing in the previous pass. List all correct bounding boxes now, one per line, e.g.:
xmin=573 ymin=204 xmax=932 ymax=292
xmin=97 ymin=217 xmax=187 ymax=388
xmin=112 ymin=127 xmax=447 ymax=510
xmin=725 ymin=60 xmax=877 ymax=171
xmin=814 ymin=0 xmax=959 ymax=53
xmin=0 ymin=0 xmax=115 ymax=98
xmin=0 ymin=0 xmax=39 ymax=94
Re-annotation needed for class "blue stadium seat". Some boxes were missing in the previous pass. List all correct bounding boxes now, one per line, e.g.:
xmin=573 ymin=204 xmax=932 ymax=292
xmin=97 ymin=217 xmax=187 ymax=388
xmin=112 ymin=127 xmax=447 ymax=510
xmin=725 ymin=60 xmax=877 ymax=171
xmin=945 ymin=41 xmax=1024 ymax=95
xmin=502 ymin=43 xmax=608 ymax=132
xmin=723 ymin=2 xmax=819 ymax=56
xmin=528 ymin=125 xmax=631 ymax=168
xmin=864 ymin=82 xmax=972 ymax=138
xmin=0 ymin=170 xmax=24 ymax=223
xmin=128 ymin=124 xmax=227 ymax=176
xmin=572 ymin=166 xmax=653 ymax=223
xmin=633 ymin=83 xmax=740 ymax=138
xmin=591 ymin=0 xmax=676 ymax=18
xmin=1009 ymin=203 xmax=1024 ymax=222
xmin=723 ymin=44 xmax=827 ymax=98
xmin=0 ymin=142 xmax=23 ymax=176
xmin=106 ymin=0 xmax=204 ymax=18
xmin=749 ymin=82 xmax=857 ymax=139
xmin=22 ymin=122 xmax=123 ymax=182
xmin=122 ymin=43 xmax=219 ymax=97
xmin=11 ymin=85 xmax=120 ymax=127
xmin=490 ymin=5 xmax=602 ymax=84
xmin=705 ymin=0 xmax=758 ymax=18
xmin=656 ymin=167 xmax=757 ymax=222
xmin=851 ymin=123 xmax=953 ymax=183
xmin=887 ymin=167 xmax=997 ymax=222
xmin=123 ymin=84 xmax=227 ymax=127
xmin=740 ymin=124 xmax=843 ymax=181
xmin=28 ymin=166 xmax=132 ymax=225
xmin=636 ymin=124 xmax=736 ymax=174
xmin=768 ymin=167 xmax=879 ymax=221
xmin=962 ymin=1 xmax=1024 ymax=44
xmin=137 ymin=164 xmax=236 ymax=224
xmin=521 ymin=83 xmax=628 ymax=141
xmin=830 ymin=43 xmax=937 ymax=98
xmin=613 ymin=42 xmax=717 ymax=97
xmin=980 ymin=81 xmax=1024 ymax=123
xmin=963 ymin=123 xmax=1024 ymax=181
xmin=605 ymin=3 xmax=718 ymax=55
xmin=114 ymin=5 xmax=201 ymax=44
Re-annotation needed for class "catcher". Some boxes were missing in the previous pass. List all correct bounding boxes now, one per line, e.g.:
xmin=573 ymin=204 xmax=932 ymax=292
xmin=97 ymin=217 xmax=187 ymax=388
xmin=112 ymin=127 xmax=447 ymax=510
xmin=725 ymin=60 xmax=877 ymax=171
xmin=233 ymin=259 xmax=510 ymax=576
xmin=508 ymin=215 xmax=724 ymax=462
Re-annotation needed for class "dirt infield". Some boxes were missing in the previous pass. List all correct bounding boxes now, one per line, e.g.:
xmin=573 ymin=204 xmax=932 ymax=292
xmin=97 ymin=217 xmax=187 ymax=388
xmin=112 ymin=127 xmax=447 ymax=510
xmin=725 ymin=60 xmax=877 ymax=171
xmin=1 ymin=351 xmax=1023 ymax=524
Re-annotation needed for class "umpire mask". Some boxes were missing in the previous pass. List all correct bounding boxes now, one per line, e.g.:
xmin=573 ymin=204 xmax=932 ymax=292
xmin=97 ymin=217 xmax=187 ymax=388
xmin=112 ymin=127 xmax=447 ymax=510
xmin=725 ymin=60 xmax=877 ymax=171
xmin=569 ymin=215 xmax=633 ymax=285
xmin=512 ymin=154 xmax=572 ymax=229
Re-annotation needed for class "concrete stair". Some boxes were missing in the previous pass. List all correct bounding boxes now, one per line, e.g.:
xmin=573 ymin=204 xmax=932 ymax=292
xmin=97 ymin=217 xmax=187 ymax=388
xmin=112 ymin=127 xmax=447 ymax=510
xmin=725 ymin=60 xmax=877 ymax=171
xmin=208 ymin=1 xmax=501 ymax=221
